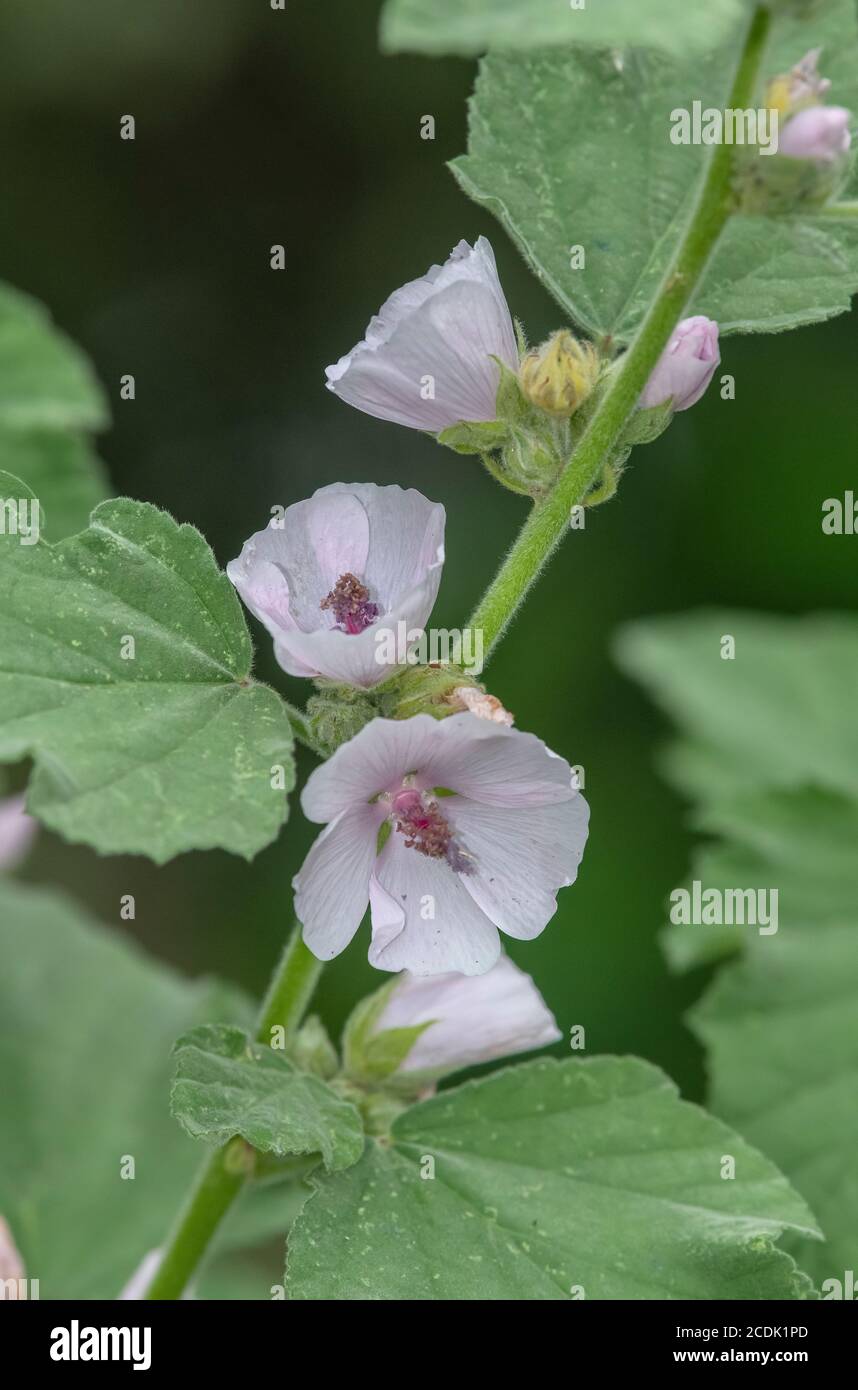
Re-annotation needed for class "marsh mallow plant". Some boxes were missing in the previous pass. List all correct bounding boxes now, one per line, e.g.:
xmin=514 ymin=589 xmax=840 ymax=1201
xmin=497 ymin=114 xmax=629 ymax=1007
xmin=1 ymin=0 xmax=857 ymax=1304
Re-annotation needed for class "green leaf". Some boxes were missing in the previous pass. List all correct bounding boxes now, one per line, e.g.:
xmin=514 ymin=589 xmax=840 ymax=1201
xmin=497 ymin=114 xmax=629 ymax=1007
xmin=622 ymin=608 xmax=858 ymax=1293
xmin=0 ymin=282 xmax=110 ymax=538
xmin=171 ymin=1023 xmax=364 ymax=1173
xmin=691 ymin=914 xmax=858 ymax=1289
xmin=700 ymin=787 xmax=858 ymax=905
xmin=663 ymin=841 xmax=782 ymax=973
xmin=661 ymin=789 xmax=858 ymax=971
xmin=451 ymin=0 xmax=858 ymax=342
xmin=287 ymin=1055 xmax=818 ymax=1300
xmin=0 ymin=491 xmax=295 ymax=862
xmin=615 ymin=610 xmax=858 ymax=809
xmin=0 ymin=426 xmax=107 ymax=540
xmin=0 ymin=283 xmax=108 ymax=432
xmin=0 ymin=878 xmax=299 ymax=1298
xmin=381 ymin=0 xmax=745 ymax=57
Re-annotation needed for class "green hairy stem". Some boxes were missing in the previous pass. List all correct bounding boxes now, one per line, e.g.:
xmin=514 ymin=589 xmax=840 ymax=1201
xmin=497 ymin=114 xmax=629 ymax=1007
xmin=468 ymin=5 xmax=773 ymax=658
xmin=145 ymin=5 xmax=773 ymax=1299
xmin=144 ymin=932 xmax=322 ymax=1300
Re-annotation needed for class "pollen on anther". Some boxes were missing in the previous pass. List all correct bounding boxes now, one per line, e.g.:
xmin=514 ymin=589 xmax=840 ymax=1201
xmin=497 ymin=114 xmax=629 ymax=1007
xmin=320 ymin=572 xmax=380 ymax=634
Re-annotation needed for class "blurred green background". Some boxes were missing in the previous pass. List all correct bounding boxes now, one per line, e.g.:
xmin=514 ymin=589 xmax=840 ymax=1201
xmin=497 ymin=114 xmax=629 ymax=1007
xmin=2 ymin=0 xmax=856 ymax=1102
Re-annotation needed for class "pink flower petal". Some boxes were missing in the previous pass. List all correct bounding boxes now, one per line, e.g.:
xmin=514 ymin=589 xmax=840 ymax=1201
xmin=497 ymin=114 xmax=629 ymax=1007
xmin=301 ymin=714 xmax=578 ymax=824
xmin=368 ymin=834 xmax=501 ymax=976
xmin=325 ymin=237 xmax=518 ymax=432
xmin=228 ymin=484 xmax=444 ymax=689
xmin=779 ymin=105 xmax=851 ymax=162
xmin=446 ymin=796 xmax=589 ymax=939
xmin=294 ymin=713 xmax=590 ymax=976
xmin=301 ymin=715 xmax=444 ymax=823
xmin=639 ymin=316 xmax=720 ymax=412
xmin=293 ymin=803 xmax=384 ymax=960
xmin=375 ymin=955 xmax=561 ymax=1077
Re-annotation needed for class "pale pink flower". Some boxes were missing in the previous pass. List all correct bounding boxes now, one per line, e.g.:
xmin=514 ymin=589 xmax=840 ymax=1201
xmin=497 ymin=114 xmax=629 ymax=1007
xmin=293 ymin=713 xmax=589 ymax=976
xmin=325 ymin=238 xmax=518 ymax=431
xmin=640 ymin=316 xmax=720 ymax=412
xmin=779 ymin=105 xmax=851 ymax=162
xmin=0 ymin=794 xmax=36 ymax=871
xmin=370 ymin=955 xmax=561 ymax=1080
xmin=228 ymin=483 xmax=444 ymax=689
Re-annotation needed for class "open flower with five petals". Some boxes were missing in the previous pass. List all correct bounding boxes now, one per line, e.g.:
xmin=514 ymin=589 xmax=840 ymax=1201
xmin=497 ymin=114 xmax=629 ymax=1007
xmin=227 ymin=483 xmax=444 ymax=689
xmin=293 ymin=713 xmax=589 ymax=976
xmin=325 ymin=238 xmax=518 ymax=432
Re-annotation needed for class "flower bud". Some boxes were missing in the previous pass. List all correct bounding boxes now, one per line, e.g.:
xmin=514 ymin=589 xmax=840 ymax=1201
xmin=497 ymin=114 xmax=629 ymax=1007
xmin=779 ymin=105 xmax=852 ymax=163
xmin=764 ymin=48 xmax=830 ymax=118
xmin=344 ymin=955 xmax=561 ymax=1088
xmin=325 ymin=237 xmax=518 ymax=432
xmin=228 ymin=482 xmax=445 ymax=691
xmin=640 ymin=316 xmax=720 ymax=412
xmin=518 ymin=330 xmax=599 ymax=418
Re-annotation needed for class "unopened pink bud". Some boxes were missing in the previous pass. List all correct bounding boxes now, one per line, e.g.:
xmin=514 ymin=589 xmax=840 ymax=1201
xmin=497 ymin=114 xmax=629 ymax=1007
xmin=639 ymin=316 xmax=720 ymax=412
xmin=779 ymin=105 xmax=851 ymax=163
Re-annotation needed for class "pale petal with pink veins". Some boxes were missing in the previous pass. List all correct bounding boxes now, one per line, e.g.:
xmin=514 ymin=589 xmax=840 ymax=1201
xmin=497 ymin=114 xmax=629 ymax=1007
xmin=300 ymin=715 xmax=446 ymax=823
xmin=228 ymin=485 xmax=445 ymax=688
xmin=368 ymin=834 xmax=500 ymax=976
xmin=325 ymin=237 xmax=517 ymax=432
xmin=375 ymin=955 xmax=560 ymax=1077
xmin=447 ymin=795 xmax=589 ymax=940
xmin=293 ymin=803 xmax=384 ymax=960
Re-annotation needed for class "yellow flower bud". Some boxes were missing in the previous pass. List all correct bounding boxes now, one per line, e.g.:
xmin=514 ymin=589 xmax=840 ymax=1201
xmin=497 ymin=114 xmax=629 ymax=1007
xmin=764 ymin=48 xmax=831 ymax=120
xmin=764 ymin=75 xmax=793 ymax=119
xmin=518 ymin=331 xmax=600 ymax=418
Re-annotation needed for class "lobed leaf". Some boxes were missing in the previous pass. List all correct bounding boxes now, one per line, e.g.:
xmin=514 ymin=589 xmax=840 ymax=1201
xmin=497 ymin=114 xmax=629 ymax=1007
xmin=171 ymin=1023 xmax=364 ymax=1174
xmin=0 ymin=489 xmax=295 ymax=862
xmin=287 ymin=1055 xmax=818 ymax=1300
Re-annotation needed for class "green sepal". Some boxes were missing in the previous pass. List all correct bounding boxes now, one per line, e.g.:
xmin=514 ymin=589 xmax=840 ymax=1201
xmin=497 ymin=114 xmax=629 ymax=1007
xmin=379 ymin=662 xmax=480 ymax=720
xmin=438 ymin=418 xmax=509 ymax=456
xmin=342 ymin=978 xmax=435 ymax=1089
xmin=342 ymin=979 xmax=397 ymax=1077
xmin=493 ymin=357 xmax=530 ymax=423
xmin=735 ymin=148 xmax=854 ymax=215
xmin=331 ymin=1077 xmax=411 ymax=1137
xmin=356 ymin=1025 xmax=434 ymax=1083
xmin=582 ymin=399 xmax=673 ymax=509
xmin=618 ymin=400 xmax=675 ymax=448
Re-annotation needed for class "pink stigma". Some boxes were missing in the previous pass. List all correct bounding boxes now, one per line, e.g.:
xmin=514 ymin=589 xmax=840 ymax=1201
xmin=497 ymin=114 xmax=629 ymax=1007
xmin=391 ymin=788 xmax=473 ymax=874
